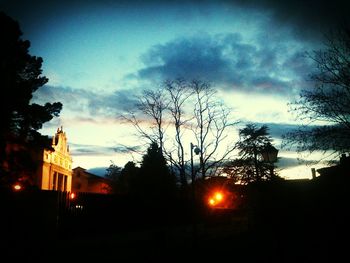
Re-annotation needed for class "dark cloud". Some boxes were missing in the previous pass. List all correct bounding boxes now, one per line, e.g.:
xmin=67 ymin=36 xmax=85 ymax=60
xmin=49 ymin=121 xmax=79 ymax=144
xmin=69 ymin=142 xmax=132 ymax=157
xmin=136 ymin=33 xmax=314 ymax=96
xmin=2 ymin=0 xmax=348 ymax=43
xmin=69 ymin=143 xmax=116 ymax=156
xmin=138 ymin=34 xmax=233 ymax=83
xmin=282 ymin=51 xmax=315 ymax=79
xmin=236 ymin=121 xmax=320 ymax=148
xmin=32 ymin=85 xmax=138 ymax=116
xmin=113 ymin=145 xmax=141 ymax=154
xmin=261 ymin=122 xmax=306 ymax=139
xmin=276 ymin=157 xmax=301 ymax=169
xmin=240 ymin=122 xmax=319 ymax=140
xmin=276 ymin=156 xmax=319 ymax=172
xmin=87 ymin=89 xmax=138 ymax=116
xmin=231 ymin=0 xmax=350 ymax=41
xmin=32 ymin=85 xmax=91 ymax=111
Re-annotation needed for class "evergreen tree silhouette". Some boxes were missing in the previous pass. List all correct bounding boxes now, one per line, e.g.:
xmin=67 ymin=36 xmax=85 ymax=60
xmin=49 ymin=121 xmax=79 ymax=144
xmin=0 ymin=12 xmax=62 ymax=186
xmin=138 ymin=142 xmax=177 ymax=198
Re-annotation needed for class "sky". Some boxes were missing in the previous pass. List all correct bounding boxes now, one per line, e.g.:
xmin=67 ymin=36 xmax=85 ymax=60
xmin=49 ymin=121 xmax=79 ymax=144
xmin=1 ymin=0 xmax=349 ymax=178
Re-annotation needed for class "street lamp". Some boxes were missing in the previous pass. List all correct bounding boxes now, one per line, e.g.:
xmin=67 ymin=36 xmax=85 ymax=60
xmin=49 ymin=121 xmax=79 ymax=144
xmin=190 ymin=142 xmax=201 ymax=247
xmin=261 ymin=143 xmax=279 ymax=180
xmin=190 ymin=143 xmax=201 ymax=185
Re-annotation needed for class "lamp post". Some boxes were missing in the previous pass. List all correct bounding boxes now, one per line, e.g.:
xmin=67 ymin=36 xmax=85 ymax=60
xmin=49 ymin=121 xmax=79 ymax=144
xmin=190 ymin=143 xmax=201 ymax=185
xmin=190 ymin=142 xmax=201 ymax=205
xmin=261 ymin=143 xmax=279 ymax=180
xmin=190 ymin=142 xmax=200 ymax=247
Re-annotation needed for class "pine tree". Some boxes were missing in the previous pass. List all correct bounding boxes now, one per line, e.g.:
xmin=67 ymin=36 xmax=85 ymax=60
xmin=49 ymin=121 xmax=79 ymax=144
xmin=0 ymin=12 xmax=62 ymax=186
xmin=139 ymin=142 xmax=177 ymax=198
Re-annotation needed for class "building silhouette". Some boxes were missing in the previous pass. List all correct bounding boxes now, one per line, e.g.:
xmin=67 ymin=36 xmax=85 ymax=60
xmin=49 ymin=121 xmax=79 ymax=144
xmin=72 ymin=167 xmax=112 ymax=194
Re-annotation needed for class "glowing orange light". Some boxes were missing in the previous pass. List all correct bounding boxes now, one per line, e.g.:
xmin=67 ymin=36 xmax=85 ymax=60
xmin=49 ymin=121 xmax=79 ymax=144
xmin=207 ymin=190 xmax=226 ymax=207
xmin=70 ymin=193 xmax=75 ymax=199
xmin=215 ymin=192 xmax=223 ymax=201
xmin=13 ymin=184 xmax=22 ymax=191
xmin=208 ymin=198 xmax=215 ymax=206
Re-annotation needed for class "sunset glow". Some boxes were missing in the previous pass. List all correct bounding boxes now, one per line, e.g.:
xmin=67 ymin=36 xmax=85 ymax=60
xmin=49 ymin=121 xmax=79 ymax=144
xmin=1 ymin=2 xmax=348 ymax=260
xmin=1 ymin=0 xmax=342 ymax=179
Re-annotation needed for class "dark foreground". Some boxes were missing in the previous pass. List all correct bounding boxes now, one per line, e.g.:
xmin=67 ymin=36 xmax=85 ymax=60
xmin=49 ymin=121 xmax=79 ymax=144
xmin=1 ymin=177 xmax=349 ymax=262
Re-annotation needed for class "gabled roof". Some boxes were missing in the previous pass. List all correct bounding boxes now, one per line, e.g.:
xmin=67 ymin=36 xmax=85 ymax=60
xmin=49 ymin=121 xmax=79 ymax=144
xmin=73 ymin=166 xmax=110 ymax=181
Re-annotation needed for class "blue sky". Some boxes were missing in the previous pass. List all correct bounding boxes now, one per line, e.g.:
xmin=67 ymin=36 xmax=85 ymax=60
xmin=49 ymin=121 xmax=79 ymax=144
xmin=2 ymin=0 xmax=349 ymax=178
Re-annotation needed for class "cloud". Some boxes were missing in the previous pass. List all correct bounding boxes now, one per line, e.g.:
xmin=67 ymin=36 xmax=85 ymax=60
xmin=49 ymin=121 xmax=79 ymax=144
xmin=32 ymin=85 xmax=138 ymax=117
xmin=69 ymin=143 xmax=116 ymax=156
xmin=137 ymin=34 xmax=229 ymax=83
xmin=276 ymin=156 xmax=302 ymax=169
xmin=69 ymin=142 xmax=134 ymax=157
xmin=135 ymin=33 xmax=314 ymax=96
xmin=230 ymin=0 xmax=350 ymax=42
xmin=261 ymin=122 xmax=307 ymax=139
xmin=87 ymin=89 xmax=138 ymax=116
xmin=4 ymin=0 xmax=349 ymax=44
xmin=237 ymin=121 xmax=319 ymax=143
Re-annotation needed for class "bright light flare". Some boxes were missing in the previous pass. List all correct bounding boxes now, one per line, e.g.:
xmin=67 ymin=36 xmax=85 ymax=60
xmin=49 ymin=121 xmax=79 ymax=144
xmin=215 ymin=192 xmax=223 ymax=201
xmin=207 ymin=190 xmax=225 ymax=207
xmin=70 ymin=192 xmax=76 ymax=199
xmin=13 ymin=184 xmax=22 ymax=191
xmin=208 ymin=198 xmax=216 ymax=206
